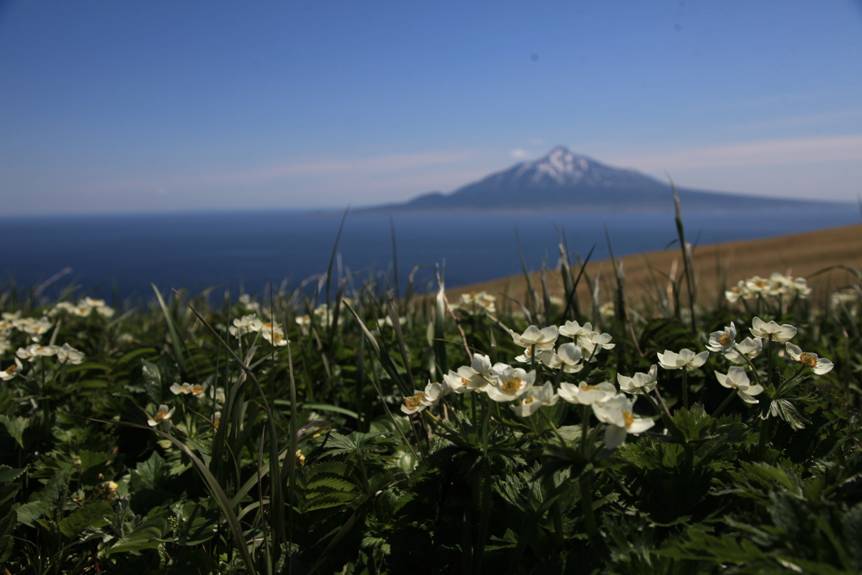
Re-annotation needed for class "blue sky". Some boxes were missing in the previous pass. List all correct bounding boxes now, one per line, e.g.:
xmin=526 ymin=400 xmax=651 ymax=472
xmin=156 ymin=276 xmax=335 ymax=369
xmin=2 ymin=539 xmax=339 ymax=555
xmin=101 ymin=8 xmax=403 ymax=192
xmin=1 ymin=0 xmax=861 ymax=214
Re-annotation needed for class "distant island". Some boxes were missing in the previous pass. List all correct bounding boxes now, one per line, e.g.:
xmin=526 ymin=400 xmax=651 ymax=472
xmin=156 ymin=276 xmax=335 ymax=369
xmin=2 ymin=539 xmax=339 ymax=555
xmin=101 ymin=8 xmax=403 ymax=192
xmin=366 ymin=146 xmax=823 ymax=212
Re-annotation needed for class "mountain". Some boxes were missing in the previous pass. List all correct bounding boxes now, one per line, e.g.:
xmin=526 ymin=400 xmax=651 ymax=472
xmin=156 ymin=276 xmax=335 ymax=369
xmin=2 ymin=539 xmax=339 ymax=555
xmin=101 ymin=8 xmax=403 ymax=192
xmin=370 ymin=146 xmax=811 ymax=211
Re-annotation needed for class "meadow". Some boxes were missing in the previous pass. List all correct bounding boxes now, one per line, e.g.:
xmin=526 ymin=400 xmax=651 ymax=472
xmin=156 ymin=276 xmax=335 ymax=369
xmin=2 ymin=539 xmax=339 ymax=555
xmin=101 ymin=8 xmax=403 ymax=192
xmin=0 ymin=208 xmax=860 ymax=574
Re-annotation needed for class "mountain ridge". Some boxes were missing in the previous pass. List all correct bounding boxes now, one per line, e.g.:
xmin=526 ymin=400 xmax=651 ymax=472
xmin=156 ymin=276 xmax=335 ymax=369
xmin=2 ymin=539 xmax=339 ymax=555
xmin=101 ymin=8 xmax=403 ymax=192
xmin=366 ymin=146 xmax=821 ymax=211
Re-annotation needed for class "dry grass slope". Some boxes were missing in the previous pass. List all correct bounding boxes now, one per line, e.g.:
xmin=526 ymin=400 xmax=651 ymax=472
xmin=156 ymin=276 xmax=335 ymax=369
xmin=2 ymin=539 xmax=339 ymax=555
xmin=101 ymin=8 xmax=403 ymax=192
xmin=454 ymin=223 xmax=862 ymax=309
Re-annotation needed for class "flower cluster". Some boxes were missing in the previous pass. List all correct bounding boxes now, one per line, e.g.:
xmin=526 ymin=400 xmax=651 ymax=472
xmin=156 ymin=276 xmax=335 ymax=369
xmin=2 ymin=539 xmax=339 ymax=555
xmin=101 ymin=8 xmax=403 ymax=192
xmin=52 ymin=297 xmax=115 ymax=319
xmin=229 ymin=315 xmax=288 ymax=346
xmin=169 ymin=382 xmax=207 ymax=398
xmin=0 ymin=313 xmax=52 ymax=343
xmin=16 ymin=343 xmax=85 ymax=365
xmin=508 ymin=321 xmax=615 ymax=372
xmin=673 ymin=315 xmax=832 ymax=404
xmin=402 ymin=311 xmax=834 ymax=450
xmin=451 ymin=291 xmax=497 ymax=315
xmin=725 ymin=273 xmax=811 ymax=303
xmin=401 ymin=323 xmax=657 ymax=447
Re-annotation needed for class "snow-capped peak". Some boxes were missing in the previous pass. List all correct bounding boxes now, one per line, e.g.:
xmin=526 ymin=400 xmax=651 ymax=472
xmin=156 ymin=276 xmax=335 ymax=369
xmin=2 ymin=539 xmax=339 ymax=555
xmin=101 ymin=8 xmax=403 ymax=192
xmin=527 ymin=146 xmax=591 ymax=184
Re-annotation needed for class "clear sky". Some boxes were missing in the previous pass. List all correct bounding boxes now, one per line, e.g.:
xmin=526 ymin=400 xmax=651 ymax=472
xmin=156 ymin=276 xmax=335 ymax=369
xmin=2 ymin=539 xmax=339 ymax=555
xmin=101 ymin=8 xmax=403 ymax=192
xmin=2 ymin=0 xmax=861 ymax=214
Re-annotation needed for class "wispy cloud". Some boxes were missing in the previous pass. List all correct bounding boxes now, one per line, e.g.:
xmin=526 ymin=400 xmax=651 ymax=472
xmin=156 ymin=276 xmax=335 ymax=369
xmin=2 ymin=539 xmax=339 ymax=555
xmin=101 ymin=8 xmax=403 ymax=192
xmin=510 ymin=148 xmax=530 ymax=160
xmin=213 ymin=149 xmax=478 ymax=186
xmin=610 ymin=134 xmax=862 ymax=172
xmin=96 ymin=149 xmax=479 ymax=195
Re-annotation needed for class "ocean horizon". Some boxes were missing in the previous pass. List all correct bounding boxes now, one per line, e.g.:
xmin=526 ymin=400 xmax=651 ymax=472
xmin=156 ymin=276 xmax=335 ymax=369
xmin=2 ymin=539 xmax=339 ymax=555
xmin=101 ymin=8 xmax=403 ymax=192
xmin=1 ymin=203 xmax=858 ymax=302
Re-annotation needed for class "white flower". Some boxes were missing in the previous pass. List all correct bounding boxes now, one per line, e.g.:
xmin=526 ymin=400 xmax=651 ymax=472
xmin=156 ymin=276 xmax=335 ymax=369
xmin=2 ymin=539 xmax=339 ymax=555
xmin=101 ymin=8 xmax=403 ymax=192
xmin=229 ymin=314 xmax=263 ymax=337
xmin=599 ymin=302 xmax=616 ymax=319
xmin=485 ymin=366 xmax=534 ymax=402
xmin=785 ymin=343 xmax=833 ymax=375
xmin=443 ymin=365 xmax=486 ymax=394
xmin=725 ymin=337 xmax=764 ymax=365
xmin=750 ymin=317 xmax=796 ymax=342
xmin=617 ymin=365 xmax=658 ymax=395
xmin=52 ymin=298 xmax=114 ymax=318
xmin=512 ymin=325 xmax=559 ymax=350
xmin=725 ymin=274 xmax=811 ymax=304
xmin=259 ymin=321 xmax=288 ymax=347
xmin=453 ymin=291 xmax=496 ymax=315
xmin=706 ymin=322 xmax=737 ymax=352
xmin=559 ymin=320 xmax=593 ymax=339
xmin=514 ymin=346 xmax=561 ymax=369
xmin=591 ymin=394 xmax=654 ymax=448
xmin=557 ymin=381 xmax=617 ymax=405
xmin=0 ymin=358 xmax=23 ymax=381
xmin=469 ymin=353 xmax=493 ymax=377
xmin=511 ymin=382 xmax=559 ymax=417
xmin=401 ymin=391 xmax=429 ymax=415
xmin=657 ymin=349 xmax=709 ymax=371
xmin=294 ymin=315 xmax=312 ymax=335
xmin=81 ymin=297 xmax=115 ymax=318
xmin=578 ymin=330 xmax=615 ymax=356
xmin=147 ymin=404 xmax=175 ymax=427
xmin=725 ymin=285 xmax=744 ymax=304
xmin=556 ymin=343 xmax=585 ymax=373
xmin=170 ymin=382 xmax=207 ymax=397
xmin=559 ymin=321 xmax=614 ymax=356
xmin=56 ymin=343 xmax=85 ymax=365
xmin=423 ymin=381 xmax=446 ymax=405
xmin=238 ymin=294 xmax=261 ymax=313
xmin=715 ymin=366 xmax=764 ymax=404
xmin=16 ymin=344 xmax=59 ymax=361
xmin=12 ymin=317 xmax=52 ymax=341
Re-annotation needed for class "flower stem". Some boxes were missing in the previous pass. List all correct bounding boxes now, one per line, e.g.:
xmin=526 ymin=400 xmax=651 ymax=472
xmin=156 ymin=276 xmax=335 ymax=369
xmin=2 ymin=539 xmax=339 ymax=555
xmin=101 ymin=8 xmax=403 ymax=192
xmin=767 ymin=338 xmax=776 ymax=392
xmin=712 ymin=391 xmax=736 ymax=417
xmin=579 ymin=405 xmax=597 ymax=538
xmin=681 ymin=369 xmax=689 ymax=409
xmin=579 ymin=469 xmax=598 ymax=539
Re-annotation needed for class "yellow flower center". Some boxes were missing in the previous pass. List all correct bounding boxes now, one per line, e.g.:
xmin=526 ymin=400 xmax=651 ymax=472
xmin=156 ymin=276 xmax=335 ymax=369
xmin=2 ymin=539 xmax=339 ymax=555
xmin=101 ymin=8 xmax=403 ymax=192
xmin=523 ymin=396 xmax=535 ymax=404
xmin=623 ymin=411 xmax=634 ymax=429
xmin=581 ymin=384 xmax=596 ymax=391
xmin=3 ymin=364 xmax=16 ymax=375
xmin=460 ymin=377 xmax=472 ymax=387
xmin=403 ymin=393 xmax=425 ymax=410
xmin=718 ymin=332 xmax=733 ymax=346
xmin=799 ymin=352 xmax=818 ymax=368
xmin=501 ymin=377 xmax=522 ymax=395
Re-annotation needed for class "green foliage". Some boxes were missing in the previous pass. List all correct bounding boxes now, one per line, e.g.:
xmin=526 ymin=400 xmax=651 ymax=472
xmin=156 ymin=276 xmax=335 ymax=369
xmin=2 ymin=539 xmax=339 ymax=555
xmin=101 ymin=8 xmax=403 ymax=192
xmin=0 ymin=254 xmax=859 ymax=574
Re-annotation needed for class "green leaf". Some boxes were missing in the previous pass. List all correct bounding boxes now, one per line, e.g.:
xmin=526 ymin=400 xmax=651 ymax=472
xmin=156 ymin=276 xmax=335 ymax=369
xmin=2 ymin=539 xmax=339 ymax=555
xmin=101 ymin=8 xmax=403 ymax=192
xmin=16 ymin=499 xmax=52 ymax=527
xmin=0 ymin=415 xmax=28 ymax=448
xmin=131 ymin=451 xmax=167 ymax=492
xmin=58 ymin=500 xmax=112 ymax=538
xmin=0 ymin=466 xmax=25 ymax=484
xmin=107 ymin=510 xmax=169 ymax=555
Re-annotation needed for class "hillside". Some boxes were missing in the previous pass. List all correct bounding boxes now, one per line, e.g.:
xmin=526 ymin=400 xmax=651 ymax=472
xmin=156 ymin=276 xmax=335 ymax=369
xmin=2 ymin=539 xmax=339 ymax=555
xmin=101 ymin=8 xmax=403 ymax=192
xmin=453 ymin=223 xmax=862 ymax=307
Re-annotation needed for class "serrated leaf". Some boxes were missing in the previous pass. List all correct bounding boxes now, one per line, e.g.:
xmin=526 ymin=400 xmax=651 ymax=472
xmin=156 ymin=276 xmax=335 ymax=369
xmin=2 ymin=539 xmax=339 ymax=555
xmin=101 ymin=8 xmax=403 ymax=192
xmin=58 ymin=500 xmax=112 ymax=538
xmin=16 ymin=499 xmax=52 ymax=527
xmin=0 ymin=415 xmax=28 ymax=448
xmin=107 ymin=512 xmax=169 ymax=555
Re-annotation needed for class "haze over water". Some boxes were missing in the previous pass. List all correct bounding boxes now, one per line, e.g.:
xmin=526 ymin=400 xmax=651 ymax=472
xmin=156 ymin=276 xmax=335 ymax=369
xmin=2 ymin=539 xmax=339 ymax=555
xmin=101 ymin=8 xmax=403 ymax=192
xmin=1 ymin=205 xmax=856 ymax=300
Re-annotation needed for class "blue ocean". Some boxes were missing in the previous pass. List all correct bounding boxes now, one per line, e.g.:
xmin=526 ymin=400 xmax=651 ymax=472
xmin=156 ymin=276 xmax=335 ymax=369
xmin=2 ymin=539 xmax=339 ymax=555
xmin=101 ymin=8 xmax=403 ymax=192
xmin=0 ymin=205 xmax=857 ymax=301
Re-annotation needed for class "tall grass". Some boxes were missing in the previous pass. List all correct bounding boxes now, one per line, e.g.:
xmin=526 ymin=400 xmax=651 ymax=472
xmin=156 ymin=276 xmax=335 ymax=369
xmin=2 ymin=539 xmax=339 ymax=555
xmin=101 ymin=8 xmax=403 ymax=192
xmin=0 ymin=198 xmax=860 ymax=573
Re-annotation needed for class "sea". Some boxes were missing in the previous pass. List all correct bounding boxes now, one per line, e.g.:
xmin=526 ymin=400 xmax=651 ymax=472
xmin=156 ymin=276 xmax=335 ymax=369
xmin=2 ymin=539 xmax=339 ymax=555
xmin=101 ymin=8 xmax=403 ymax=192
xmin=0 ymin=204 xmax=857 ymax=302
